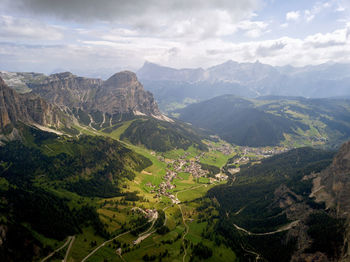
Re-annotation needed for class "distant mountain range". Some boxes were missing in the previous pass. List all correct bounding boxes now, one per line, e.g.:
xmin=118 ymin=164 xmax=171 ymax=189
xmin=137 ymin=61 xmax=350 ymax=112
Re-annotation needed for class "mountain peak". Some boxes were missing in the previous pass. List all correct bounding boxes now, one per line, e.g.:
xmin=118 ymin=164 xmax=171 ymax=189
xmin=105 ymin=71 xmax=138 ymax=87
xmin=51 ymin=71 xmax=75 ymax=79
xmin=223 ymin=59 xmax=238 ymax=65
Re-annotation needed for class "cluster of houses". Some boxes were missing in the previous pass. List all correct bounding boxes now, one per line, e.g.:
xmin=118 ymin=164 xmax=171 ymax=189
xmin=241 ymin=146 xmax=289 ymax=157
xmin=131 ymin=207 xmax=158 ymax=220
xmin=207 ymin=142 xmax=235 ymax=155
xmin=183 ymin=161 xmax=209 ymax=178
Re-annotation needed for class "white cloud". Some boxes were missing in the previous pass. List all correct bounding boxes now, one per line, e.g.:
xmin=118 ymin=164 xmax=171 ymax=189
xmin=2 ymin=0 xmax=262 ymax=40
xmin=2 ymin=24 xmax=350 ymax=74
xmin=0 ymin=0 xmax=350 ymax=74
xmin=286 ymin=11 xmax=300 ymax=21
xmin=238 ymin=20 xmax=269 ymax=38
xmin=304 ymin=1 xmax=332 ymax=22
xmin=0 ymin=15 xmax=63 ymax=41
xmin=304 ymin=25 xmax=349 ymax=48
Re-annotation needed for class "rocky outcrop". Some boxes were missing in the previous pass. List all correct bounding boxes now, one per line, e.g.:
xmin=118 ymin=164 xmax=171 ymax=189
xmin=312 ymin=141 xmax=350 ymax=261
xmin=94 ymin=71 xmax=161 ymax=116
xmin=31 ymin=72 xmax=102 ymax=108
xmin=24 ymin=71 xmax=166 ymax=122
xmin=0 ymin=76 xmax=64 ymax=132
xmin=0 ymin=77 xmax=29 ymax=129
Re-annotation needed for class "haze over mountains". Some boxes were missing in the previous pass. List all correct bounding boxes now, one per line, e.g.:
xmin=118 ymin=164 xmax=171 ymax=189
xmin=137 ymin=60 xmax=350 ymax=112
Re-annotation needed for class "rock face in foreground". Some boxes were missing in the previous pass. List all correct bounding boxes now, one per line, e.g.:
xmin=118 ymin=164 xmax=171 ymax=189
xmin=312 ymin=141 xmax=350 ymax=261
xmin=0 ymin=76 xmax=64 ymax=132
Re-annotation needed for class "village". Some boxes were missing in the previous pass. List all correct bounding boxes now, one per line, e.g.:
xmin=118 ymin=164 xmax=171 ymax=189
xmin=144 ymin=142 xmax=289 ymax=210
xmin=146 ymin=151 xmax=228 ymax=204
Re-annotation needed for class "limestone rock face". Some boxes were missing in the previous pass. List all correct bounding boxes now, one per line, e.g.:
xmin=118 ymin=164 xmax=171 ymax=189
xmin=28 ymin=71 xmax=163 ymax=118
xmin=0 ymin=76 xmax=63 ymax=131
xmin=95 ymin=71 xmax=161 ymax=115
xmin=31 ymin=72 xmax=102 ymax=108
xmin=0 ymin=76 xmax=30 ymax=129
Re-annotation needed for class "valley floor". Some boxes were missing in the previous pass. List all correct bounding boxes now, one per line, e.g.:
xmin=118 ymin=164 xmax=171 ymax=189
xmin=33 ymin=126 xmax=288 ymax=262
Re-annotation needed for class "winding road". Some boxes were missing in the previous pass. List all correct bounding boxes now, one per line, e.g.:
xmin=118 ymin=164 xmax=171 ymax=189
xmin=64 ymin=236 xmax=75 ymax=262
xmin=81 ymin=230 xmax=132 ymax=262
xmin=233 ymin=220 xmax=300 ymax=236
xmin=40 ymin=236 xmax=74 ymax=262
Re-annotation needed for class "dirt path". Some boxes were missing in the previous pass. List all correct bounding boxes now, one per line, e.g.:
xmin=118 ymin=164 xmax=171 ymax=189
xmin=133 ymin=212 xmax=158 ymax=245
xmin=41 ymin=236 xmax=73 ymax=262
xmin=234 ymin=206 xmax=245 ymax=215
xmin=233 ymin=220 xmax=300 ymax=236
xmin=240 ymin=244 xmax=262 ymax=262
xmin=81 ymin=230 xmax=132 ymax=262
xmin=178 ymin=204 xmax=189 ymax=262
xmin=64 ymin=235 xmax=75 ymax=262
xmin=100 ymin=112 xmax=106 ymax=128
xmin=174 ymin=185 xmax=205 ymax=262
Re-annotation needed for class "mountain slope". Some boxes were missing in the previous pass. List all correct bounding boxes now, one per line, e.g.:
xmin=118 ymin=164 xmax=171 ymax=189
xmin=120 ymin=118 xmax=207 ymax=152
xmin=176 ymin=95 xmax=350 ymax=147
xmin=312 ymin=140 xmax=350 ymax=261
xmin=207 ymin=147 xmax=345 ymax=261
xmin=0 ymin=127 xmax=152 ymax=261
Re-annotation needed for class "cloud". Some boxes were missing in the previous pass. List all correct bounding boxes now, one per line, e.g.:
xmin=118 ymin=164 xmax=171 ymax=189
xmin=255 ymin=41 xmax=286 ymax=57
xmin=304 ymin=26 xmax=349 ymax=48
xmin=238 ymin=20 xmax=269 ymax=38
xmin=2 ymin=24 xmax=350 ymax=74
xmin=304 ymin=1 xmax=332 ymax=22
xmin=2 ymin=0 xmax=262 ymax=39
xmin=0 ymin=15 xmax=63 ymax=41
xmin=286 ymin=11 xmax=300 ymax=21
xmin=1 ymin=0 xmax=350 ymax=74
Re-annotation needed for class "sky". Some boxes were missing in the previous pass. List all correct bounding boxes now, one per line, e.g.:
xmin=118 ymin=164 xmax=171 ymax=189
xmin=0 ymin=0 xmax=349 ymax=77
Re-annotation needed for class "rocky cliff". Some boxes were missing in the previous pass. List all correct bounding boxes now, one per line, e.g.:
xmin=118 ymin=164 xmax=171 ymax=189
xmin=0 ymin=76 xmax=65 ymax=135
xmin=22 ymin=71 xmax=166 ymax=122
xmin=94 ymin=71 xmax=161 ymax=116
xmin=312 ymin=141 xmax=350 ymax=261
xmin=31 ymin=72 xmax=102 ymax=109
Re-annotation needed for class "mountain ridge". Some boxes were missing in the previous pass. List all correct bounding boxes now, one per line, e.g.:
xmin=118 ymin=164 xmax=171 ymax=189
xmin=0 ymin=70 xmax=172 ymax=127
xmin=176 ymin=95 xmax=350 ymax=148
xmin=137 ymin=60 xmax=350 ymax=112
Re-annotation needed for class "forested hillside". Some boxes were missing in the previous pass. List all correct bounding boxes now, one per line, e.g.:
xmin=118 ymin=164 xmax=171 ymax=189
xmin=207 ymin=147 xmax=346 ymax=261
xmin=0 ymin=127 xmax=151 ymax=261
xmin=176 ymin=95 xmax=350 ymax=148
